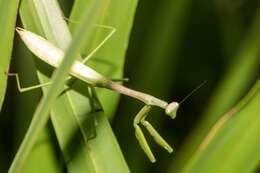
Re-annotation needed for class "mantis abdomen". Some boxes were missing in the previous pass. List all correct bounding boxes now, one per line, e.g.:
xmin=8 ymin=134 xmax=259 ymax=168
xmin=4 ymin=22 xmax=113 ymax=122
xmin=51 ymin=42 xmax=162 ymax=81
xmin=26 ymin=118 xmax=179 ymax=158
xmin=17 ymin=27 xmax=106 ymax=86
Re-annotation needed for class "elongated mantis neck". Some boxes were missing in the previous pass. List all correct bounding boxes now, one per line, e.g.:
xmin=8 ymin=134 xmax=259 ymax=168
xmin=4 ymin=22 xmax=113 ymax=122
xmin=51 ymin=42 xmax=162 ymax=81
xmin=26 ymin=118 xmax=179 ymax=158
xmin=103 ymin=81 xmax=168 ymax=109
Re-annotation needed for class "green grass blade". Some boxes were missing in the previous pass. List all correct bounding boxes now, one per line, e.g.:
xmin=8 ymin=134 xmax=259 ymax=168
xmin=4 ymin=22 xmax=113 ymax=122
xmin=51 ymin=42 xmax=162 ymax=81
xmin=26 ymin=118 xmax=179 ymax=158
xmin=0 ymin=0 xmax=19 ymax=110
xmin=171 ymin=5 xmax=260 ymax=171
xmin=10 ymin=38 xmax=64 ymax=173
xmin=22 ymin=123 xmax=64 ymax=173
xmin=181 ymin=79 xmax=260 ymax=173
xmin=69 ymin=0 xmax=138 ymax=119
xmin=9 ymin=0 xmax=108 ymax=172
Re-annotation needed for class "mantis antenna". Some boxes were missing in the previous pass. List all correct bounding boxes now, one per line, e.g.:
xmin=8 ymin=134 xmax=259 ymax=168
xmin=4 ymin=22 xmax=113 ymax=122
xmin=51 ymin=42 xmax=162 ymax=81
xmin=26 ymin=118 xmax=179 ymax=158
xmin=179 ymin=80 xmax=207 ymax=105
xmin=165 ymin=81 xmax=207 ymax=119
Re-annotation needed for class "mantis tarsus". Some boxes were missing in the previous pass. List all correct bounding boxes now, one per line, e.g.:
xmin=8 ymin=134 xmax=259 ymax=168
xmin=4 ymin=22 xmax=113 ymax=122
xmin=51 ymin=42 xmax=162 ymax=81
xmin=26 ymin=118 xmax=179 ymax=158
xmin=13 ymin=27 xmax=180 ymax=162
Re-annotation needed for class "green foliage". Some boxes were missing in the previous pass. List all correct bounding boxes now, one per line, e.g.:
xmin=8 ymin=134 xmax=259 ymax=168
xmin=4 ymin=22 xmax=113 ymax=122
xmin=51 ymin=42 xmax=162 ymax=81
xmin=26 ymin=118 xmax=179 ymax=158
xmin=182 ymin=80 xmax=260 ymax=173
xmin=0 ymin=0 xmax=259 ymax=173
xmin=171 ymin=5 xmax=260 ymax=172
xmin=0 ymin=0 xmax=19 ymax=110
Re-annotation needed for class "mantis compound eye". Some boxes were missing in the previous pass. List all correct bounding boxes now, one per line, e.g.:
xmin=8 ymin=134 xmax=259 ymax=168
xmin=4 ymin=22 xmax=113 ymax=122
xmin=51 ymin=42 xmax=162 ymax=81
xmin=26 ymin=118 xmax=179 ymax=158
xmin=165 ymin=102 xmax=179 ymax=119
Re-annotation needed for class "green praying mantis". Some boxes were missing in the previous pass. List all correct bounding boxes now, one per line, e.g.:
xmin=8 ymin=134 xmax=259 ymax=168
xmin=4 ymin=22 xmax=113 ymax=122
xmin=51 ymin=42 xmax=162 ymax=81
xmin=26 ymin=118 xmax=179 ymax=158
xmin=12 ymin=26 xmax=204 ymax=163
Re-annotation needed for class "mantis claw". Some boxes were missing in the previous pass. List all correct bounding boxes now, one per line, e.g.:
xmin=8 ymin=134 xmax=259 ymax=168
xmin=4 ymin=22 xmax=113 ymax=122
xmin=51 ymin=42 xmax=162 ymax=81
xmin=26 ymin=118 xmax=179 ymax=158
xmin=134 ymin=125 xmax=156 ymax=163
xmin=133 ymin=105 xmax=173 ymax=162
xmin=141 ymin=120 xmax=173 ymax=153
xmin=133 ymin=105 xmax=155 ymax=162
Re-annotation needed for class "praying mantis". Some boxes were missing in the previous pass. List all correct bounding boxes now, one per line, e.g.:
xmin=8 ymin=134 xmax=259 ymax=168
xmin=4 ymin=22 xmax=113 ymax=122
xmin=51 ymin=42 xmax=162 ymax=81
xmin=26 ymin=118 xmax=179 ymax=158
xmin=13 ymin=26 xmax=179 ymax=163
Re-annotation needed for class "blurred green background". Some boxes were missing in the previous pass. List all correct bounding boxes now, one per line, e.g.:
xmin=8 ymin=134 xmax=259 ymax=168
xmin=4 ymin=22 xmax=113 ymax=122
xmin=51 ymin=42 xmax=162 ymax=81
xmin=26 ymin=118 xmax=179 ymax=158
xmin=0 ymin=0 xmax=259 ymax=172
xmin=113 ymin=0 xmax=260 ymax=172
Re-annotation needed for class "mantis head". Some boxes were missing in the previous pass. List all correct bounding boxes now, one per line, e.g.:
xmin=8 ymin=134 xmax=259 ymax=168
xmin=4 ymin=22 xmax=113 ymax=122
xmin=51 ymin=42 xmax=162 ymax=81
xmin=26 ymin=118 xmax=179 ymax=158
xmin=165 ymin=81 xmax=207 ymax=119
xmin=165 ymin=102 xmax=179 ymax=119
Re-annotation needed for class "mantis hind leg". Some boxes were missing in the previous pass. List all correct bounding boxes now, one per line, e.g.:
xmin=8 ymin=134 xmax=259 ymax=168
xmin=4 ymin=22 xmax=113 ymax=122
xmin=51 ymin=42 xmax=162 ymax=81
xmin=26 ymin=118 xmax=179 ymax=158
xmin=80 ymin=25 xmax=130 ymax=83
xmin=8 ymin=73 xmax=72 ymax=93
xmin=63 ymin=16 xmax=116 ymax=64
xmin=81 ymin=25 xmax=116 ymax=64
xmin=7 ymin=73 xmax=52 ymax=93
xmin=67 ymin=25 xmax=125 ymax=84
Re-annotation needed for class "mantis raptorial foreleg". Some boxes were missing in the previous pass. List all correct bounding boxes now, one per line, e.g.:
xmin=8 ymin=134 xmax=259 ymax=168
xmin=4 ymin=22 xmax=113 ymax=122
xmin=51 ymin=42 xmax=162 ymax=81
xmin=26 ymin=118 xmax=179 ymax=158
xmin=134 ymin=105 xmax=173 ymax=162
xmin=141 ymin=117 xmax=173 ymax=153
xmin=134 ymin=105 xmax=156 ymax=162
